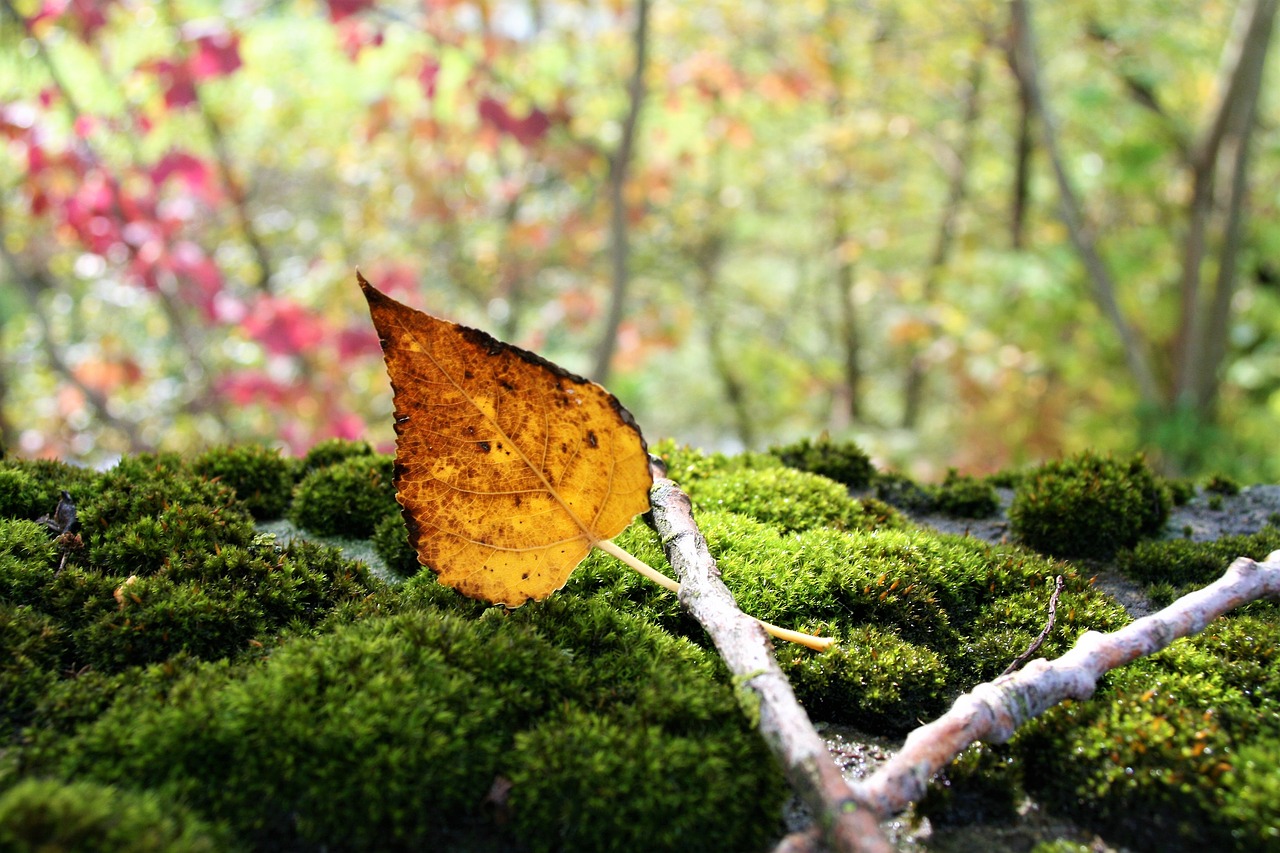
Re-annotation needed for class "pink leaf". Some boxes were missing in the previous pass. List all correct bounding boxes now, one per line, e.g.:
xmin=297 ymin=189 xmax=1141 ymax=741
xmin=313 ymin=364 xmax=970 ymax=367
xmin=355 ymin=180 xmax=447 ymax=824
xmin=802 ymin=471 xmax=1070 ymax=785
xmin=151 ymin=150 xmax=219 ymax=203
xmin=327 ymin=0 xmax=373 ymax=22
xmin=477 ymin=96 xmax=550 ymax=146
xmin=146 ymin=59 xmax=198 ymax=109
xmin=419 ymin=57 xmax=441 ymax=100
xmin=191 ymin=31 xmax=242 ymax=79
xmin=243 ymin=297 xmax=328 ymax=357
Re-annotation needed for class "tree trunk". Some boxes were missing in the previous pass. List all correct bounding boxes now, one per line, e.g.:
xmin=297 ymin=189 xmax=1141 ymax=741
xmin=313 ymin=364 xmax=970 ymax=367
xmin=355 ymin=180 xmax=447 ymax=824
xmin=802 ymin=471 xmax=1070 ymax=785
xmin=1008 ymin=0 xmax=1163 ymax=408
xmin=1173 ymin=0 xmax=1277 ymax=413
xmin=592 ymin=0 xmax=650 ymax=383
xmin=902 ymin=43 xmax=986 ymax=429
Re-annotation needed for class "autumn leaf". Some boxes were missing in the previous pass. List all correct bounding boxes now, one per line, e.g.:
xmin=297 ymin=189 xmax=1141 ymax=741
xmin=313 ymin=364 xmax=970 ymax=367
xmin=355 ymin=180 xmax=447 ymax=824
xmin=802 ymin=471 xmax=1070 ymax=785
xmin=359 ymin=272 xmax=652 ymax=606
xmin=359 ymin=273 xmax=831 ymax=650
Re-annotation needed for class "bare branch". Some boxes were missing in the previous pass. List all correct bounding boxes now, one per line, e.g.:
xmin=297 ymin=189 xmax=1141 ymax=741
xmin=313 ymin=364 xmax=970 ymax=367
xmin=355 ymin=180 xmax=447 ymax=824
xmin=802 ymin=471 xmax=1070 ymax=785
xmin=647 ymin=465 xmax=893 ymax=853
xmin=854 ymin=552 xmax=1280 ymax=817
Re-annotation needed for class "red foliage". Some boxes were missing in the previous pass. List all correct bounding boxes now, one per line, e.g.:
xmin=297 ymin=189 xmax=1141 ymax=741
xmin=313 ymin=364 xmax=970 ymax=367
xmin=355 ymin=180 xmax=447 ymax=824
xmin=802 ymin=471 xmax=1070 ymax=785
xmin=30 ymin=0 xmax=116 ymax=42
xmin=477 ymin=96 xmax=552 ymax=147
xmin=326 ymin=0 xmax=374 ymax=22
xmin=242 ymin=297 xmax=329 ymax=357
xmin=190 ymin=31 xmax=243 ymax=79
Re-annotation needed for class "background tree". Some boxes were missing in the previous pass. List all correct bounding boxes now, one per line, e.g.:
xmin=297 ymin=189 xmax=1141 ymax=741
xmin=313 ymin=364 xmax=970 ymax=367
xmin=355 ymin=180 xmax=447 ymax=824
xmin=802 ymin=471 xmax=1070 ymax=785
xmin=3 ymin=0 xmax=1279 ymax=480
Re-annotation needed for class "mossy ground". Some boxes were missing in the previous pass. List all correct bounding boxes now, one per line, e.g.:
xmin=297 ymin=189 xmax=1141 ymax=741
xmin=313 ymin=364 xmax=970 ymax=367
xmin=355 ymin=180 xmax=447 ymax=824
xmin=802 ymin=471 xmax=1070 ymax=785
xmin=2 ymin=440 xmax=1278 ymax=851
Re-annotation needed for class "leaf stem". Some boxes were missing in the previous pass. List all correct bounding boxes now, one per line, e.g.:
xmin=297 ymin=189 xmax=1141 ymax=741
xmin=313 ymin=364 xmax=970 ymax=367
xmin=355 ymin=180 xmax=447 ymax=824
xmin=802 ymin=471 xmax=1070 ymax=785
xmin=594 ymin=539 xmax=834 ymax=652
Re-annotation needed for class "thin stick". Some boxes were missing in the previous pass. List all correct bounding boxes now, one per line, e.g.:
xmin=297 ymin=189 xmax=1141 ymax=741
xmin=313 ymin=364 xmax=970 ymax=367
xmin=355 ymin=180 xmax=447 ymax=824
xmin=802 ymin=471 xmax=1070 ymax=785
xmin=1000 ymin=574 xmax=1065 ymax=676
xmin=594 ymin=538 xmax=835 ymax=652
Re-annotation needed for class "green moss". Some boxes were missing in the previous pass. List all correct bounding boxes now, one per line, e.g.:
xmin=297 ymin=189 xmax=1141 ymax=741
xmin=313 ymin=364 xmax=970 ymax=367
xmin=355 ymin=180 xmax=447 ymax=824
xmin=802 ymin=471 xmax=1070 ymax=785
xmin=872 ymin=471 xmax=936 ymax=513
xmin=916 ymin=742 xmax=1021 ymax=827
xmin=1167 ymin=478 xmax=1197 ymax=506
xmin=769 ymin=435 xmax=875 ymax=490
xmin=371 ymin=512 xmax=420 ymax=578
xmin=299 ymin=437 xmax=375 ymax=473
xmin=652 ymin=438 xmax=783 ymax=485
xmin=0 ymin=778 xmax=235 ymax=853
xmin=288 ymin=453 xmax=397 ymax=537
xmin=779 ymin=624 xmax=950 ymax=731
xmin=0 ymin=458 xmax=99 ymax=522
xmin=0 ymin=604 xmax=65 ymax=739
xmin=1116 ymin=527 xmax=1280 ymax=598
xmin=686 ymin=467 xmax=900 ymax=534
xmin=1008 ymin=451 xmax=1171 ymax=559
xmin=1204 ymin=473 xmax=1242 ymax=496
xmin=573 ymin=511 xmax=1124 ymax=733
xmin=46 ymin=598 xmax=785 ymax=852
xmin=933 ymin=469 xmax=1001 ymax=519
xmin=191 ymin=445 xmax=294 ymax=520
xmin=0 ymin=470 xmax=47 ymax=522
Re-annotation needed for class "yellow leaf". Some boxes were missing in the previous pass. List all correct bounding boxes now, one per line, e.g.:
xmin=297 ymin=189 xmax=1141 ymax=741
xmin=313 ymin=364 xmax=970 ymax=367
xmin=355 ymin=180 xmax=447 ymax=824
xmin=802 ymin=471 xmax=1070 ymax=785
xmin=360 ymin=272 xmax=652 ymax=607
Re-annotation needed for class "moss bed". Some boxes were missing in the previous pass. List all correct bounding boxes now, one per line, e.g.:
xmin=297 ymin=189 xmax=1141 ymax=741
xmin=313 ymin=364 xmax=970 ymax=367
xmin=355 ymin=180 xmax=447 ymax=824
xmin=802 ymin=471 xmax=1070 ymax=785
xmin=2 ymin=440 xmax=1278 ymax=851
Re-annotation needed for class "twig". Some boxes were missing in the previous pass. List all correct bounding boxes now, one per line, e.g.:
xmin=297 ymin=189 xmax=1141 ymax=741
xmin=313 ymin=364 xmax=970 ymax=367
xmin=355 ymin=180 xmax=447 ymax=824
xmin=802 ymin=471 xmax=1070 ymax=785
xmin=646 ymin=464 xmax=892 ymax=853
xmin=1000 ymin=574 xmax=1064 ymax=676
xmin=852 ymin=552 xmax=1280 ymax=817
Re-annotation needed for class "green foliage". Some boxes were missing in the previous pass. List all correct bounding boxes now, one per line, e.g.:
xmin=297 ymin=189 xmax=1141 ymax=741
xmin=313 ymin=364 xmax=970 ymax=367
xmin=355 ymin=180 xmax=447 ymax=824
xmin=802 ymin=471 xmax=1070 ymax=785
xmin=0 ymin=778 xmax=234 ymax=853
xmin=1017 ymin=615 xmax=1280 ymax=851
xmin=191 ymin=445 xmax=294 ymax=520
xmin=288 ymin=453 xmax=398 ymax=537
xmin=1008 ymin=451 xmax=1171 ymax=559
xmin=371 ymin=512 xmax=420 ymax=578
xmin=932 ymin=469 xmax=1001 ymax=519
xmin=769 ymin=435 xmax=875 ymax=490
xmin=1116 ymin=527 xmax=1280 ymax=596
xmin=685 ymin=467 xmax=900 ymax=534
xmin=45 ymin=597 xmax=785 ymax=852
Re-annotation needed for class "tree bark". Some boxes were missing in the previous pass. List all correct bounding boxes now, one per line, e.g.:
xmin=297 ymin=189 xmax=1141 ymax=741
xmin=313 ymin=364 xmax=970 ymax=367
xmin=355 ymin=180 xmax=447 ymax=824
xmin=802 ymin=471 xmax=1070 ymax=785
xmin=592 ymin=0 xmax=650 ymax=383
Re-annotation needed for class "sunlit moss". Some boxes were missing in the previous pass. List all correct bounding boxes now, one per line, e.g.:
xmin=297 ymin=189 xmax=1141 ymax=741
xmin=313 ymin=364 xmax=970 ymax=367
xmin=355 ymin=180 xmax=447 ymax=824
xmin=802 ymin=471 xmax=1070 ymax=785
xmin=1008 ymin=451 xmax=1171 ymax=558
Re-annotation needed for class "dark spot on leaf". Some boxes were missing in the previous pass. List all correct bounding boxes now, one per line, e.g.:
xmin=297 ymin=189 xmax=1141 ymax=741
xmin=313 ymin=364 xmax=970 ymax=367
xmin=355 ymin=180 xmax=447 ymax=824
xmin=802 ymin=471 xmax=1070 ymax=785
xmin=500 ymin=380 xmax=515 ymax=391
xmin=478 ymin=441 xmax=491 ymax=452
xmin=587 ymin=431 xmax=598 ymax=449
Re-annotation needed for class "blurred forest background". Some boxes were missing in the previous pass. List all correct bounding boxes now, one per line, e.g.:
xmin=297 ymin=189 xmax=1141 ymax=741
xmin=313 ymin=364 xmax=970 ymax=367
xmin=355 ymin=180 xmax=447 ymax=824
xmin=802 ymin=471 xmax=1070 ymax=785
xmin=3 ymin=0 xmax=1280 ymax=480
